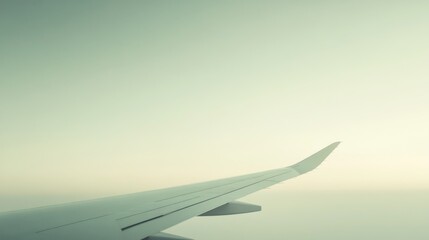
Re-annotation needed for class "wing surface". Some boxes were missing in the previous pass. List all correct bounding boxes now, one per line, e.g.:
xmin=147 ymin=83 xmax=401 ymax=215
xmin=0 ymin=142 xmax=340 ymax=240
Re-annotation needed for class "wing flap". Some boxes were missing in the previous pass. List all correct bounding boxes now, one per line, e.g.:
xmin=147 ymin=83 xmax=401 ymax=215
xmin=199 ymin=201 xmax=261 ymax=216
xmin=145 ymin=232 xmax=192 ymax=240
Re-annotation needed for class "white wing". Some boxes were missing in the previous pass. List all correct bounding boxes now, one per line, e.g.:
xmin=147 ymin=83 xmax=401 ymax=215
xmin=0 ymin=142 xmax=340 ymax=240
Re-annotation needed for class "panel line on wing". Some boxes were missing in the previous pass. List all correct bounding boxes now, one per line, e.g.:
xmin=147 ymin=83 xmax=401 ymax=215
xmin=36 ymin=214 xmax=110 ymax=233
xmin=117 ymin=196 xmax=201 ymax=220
xmin=154 ymin=173 xmax=272 ymax=203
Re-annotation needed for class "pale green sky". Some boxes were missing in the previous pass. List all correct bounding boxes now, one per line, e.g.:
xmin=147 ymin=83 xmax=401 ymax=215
xmin=1 ymin=1 xmax=429 ymax=198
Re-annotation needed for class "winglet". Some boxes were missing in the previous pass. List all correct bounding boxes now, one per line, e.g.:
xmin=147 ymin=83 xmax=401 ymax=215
xmin=290 ymin=142 xmax=340 ymax=174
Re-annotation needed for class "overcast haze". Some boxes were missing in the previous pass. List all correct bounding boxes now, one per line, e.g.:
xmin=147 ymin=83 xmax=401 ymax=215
xmin=1 ymin=1 xmax=428 ymax=239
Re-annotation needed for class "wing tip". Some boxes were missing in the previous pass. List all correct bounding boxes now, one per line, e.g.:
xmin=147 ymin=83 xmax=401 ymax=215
xmin=290 ymin=141 xmax=340 ymax=174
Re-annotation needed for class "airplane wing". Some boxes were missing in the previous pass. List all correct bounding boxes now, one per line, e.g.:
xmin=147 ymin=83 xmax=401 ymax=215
xmin=0 ymin=142 xmax=340 ymax=240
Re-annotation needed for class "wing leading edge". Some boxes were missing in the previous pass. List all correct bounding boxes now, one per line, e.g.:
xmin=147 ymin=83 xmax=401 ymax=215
xmin=0 ymin=142 xmax=340 ymax=240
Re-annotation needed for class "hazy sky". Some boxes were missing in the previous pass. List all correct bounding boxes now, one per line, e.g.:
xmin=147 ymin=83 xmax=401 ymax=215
xmin=1 ymin=1 xmax=429 ymax=199
xmin=169 ymin=191 xmax=429 ymax=240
